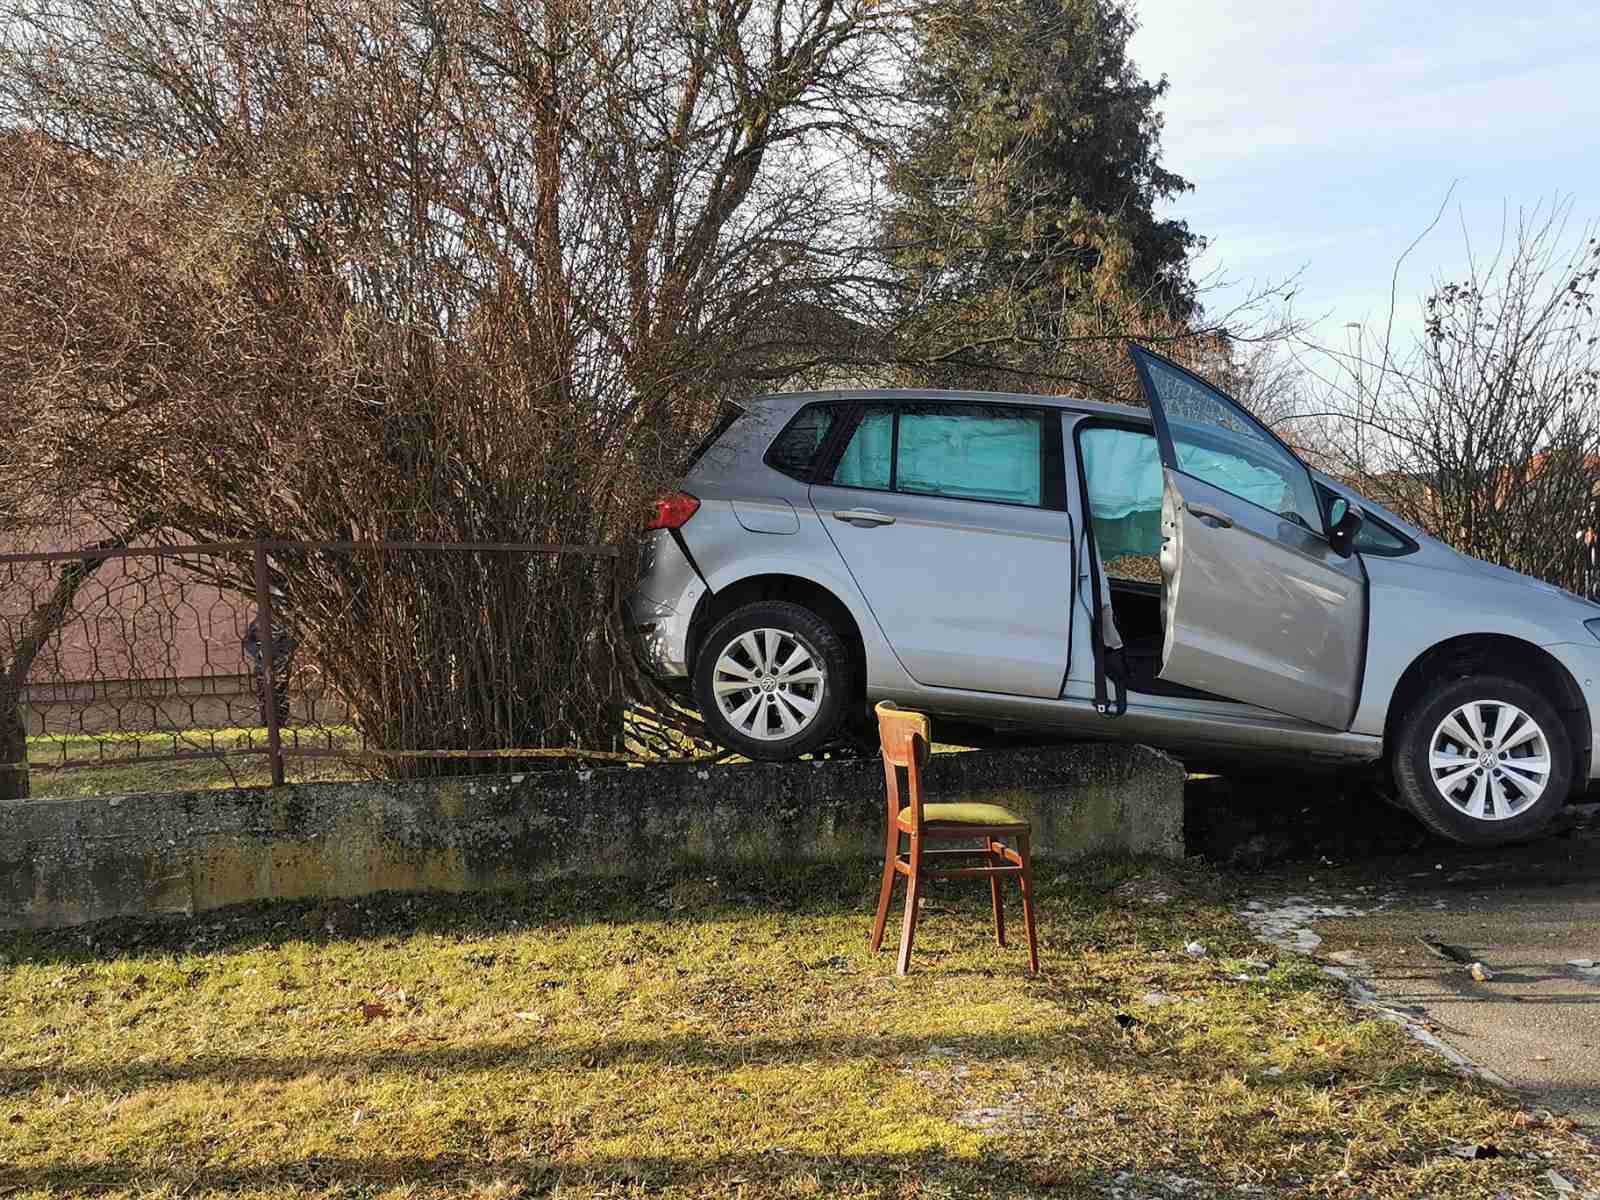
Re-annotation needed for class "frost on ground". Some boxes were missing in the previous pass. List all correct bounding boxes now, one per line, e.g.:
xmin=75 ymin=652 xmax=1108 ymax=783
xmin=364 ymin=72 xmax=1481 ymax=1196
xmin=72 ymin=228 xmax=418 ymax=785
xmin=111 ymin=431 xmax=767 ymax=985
xmin=1238 ymin=895 xmax=1379 ymax=954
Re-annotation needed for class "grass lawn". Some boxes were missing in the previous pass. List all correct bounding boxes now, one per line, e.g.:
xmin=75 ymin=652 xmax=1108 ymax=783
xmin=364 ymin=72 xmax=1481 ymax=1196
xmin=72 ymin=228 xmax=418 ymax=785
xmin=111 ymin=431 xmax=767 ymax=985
xmin=22 ymin=729 xmax=368 ymax=801
xmin=18 ymin=724 xmax=890 ymax=801
xmin=1 ymin=857 xmax=1595 ymax=1199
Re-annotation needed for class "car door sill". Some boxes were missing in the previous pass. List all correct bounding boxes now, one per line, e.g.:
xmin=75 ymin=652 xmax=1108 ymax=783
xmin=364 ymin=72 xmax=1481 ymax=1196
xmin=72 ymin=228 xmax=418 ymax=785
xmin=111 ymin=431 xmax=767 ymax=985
xmin=1067 ymin=688 xmax=1381 ymax=761
xmin=871 ymin=682 xmax=1382 ymax=763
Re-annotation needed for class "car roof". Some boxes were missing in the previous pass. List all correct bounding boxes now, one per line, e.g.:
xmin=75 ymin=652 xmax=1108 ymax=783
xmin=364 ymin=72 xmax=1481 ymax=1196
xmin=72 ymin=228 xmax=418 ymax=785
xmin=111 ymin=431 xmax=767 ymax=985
xmin=744 ymin=389 xmax=1149 ymax=421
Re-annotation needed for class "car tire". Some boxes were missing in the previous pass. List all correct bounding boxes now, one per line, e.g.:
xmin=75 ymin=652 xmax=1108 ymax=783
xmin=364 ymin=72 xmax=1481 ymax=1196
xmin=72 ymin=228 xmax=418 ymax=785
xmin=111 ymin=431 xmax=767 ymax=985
xmin=1392 ymin=673 xmax=1571 ymax=846
xmin=692 ymin=601 xmax=851 ymax=761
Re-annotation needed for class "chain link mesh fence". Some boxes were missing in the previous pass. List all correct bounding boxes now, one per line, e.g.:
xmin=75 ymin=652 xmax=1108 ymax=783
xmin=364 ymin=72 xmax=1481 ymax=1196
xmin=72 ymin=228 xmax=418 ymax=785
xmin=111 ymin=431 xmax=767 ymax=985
xmin=2 ymin=539 xmax=712 ymax=800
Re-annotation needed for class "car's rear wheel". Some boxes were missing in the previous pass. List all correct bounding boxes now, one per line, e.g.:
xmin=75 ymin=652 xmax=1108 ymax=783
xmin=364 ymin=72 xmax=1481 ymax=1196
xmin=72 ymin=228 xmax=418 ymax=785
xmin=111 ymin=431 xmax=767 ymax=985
xmin=692 ymin=601 xmax=851 ymax=760
xmin=1392 ymin=673 xmax=1571 ymax=845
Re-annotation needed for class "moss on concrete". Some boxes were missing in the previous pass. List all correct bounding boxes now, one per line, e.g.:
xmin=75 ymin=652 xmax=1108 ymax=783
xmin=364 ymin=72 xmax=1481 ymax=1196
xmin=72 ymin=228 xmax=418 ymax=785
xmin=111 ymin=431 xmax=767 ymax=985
xmin=1 ymin=743 xmax=1185 ymax=930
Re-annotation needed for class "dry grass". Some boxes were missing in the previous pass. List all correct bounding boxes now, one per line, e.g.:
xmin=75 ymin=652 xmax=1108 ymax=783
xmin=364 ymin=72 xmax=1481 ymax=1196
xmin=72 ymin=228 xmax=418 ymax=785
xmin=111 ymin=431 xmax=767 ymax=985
xmin=20 ymin=725 xmax=927 ymax=801
xmin=22 ymin=729 xmax=364 ymax=800
xmin=1 ymin=857 xmax=1595 ymax=1199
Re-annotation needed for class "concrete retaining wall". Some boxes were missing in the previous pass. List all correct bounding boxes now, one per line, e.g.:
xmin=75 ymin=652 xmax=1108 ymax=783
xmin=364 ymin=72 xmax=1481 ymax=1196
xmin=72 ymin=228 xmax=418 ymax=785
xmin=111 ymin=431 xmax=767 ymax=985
xmin=0 ymin=742 xmax=1185 ymax=930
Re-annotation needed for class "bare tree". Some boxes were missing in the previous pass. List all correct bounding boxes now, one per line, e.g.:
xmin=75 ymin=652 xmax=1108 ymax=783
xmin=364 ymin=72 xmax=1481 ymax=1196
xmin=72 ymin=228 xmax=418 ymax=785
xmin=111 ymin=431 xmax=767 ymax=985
xmin=0 ymin=0 xmax=914 ymax=769
xmin=1291 ymin=201 xmax=1600 ymax=592
xmin=0 ymin=133 xmax=169 ymax=797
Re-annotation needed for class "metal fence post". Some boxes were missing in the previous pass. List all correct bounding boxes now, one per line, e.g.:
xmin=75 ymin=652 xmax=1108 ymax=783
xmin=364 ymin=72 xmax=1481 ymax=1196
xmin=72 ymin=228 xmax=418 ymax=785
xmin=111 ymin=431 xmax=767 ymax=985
xmin=252 ymin=540 xmax=286 ymax=788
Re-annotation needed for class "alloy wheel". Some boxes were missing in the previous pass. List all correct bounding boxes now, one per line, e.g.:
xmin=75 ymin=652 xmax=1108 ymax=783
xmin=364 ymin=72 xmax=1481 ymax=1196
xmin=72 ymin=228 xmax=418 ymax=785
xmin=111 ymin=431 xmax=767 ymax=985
xmin=1428 ymin=699 xmax=1552 ymax=821
xmin=711 ymin=628 xmax=826 ymax=741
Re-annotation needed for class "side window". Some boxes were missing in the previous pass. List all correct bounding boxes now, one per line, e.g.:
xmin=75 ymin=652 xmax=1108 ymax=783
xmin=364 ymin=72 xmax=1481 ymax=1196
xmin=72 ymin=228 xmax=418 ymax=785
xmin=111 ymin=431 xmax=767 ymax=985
xmin=832 ymin=406 xmax=893 ymax=490
xmin=1141 ymin=355 xmax=1323 ymax=533
xmin=1079 ymin=426 xmax=1164 ymax=581
xmin=896 ymin=405 xmax=1043 ymax=506
xmin=1353 ymin=515 xmax=1412 ymax=555
xmin=1315 ymin=482 xmax=1416 ymax=556
xmin=766 ymin=404 xmax=841 ymax=481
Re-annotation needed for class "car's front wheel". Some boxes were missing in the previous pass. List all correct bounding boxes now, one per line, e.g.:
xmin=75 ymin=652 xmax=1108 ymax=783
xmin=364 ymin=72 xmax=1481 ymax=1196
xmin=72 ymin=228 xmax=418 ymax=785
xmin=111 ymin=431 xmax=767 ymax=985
xmin=1392 ymin=673 xmax=1571 ymax=845
xmin=692 ymin=601 xmax=851 ymax=760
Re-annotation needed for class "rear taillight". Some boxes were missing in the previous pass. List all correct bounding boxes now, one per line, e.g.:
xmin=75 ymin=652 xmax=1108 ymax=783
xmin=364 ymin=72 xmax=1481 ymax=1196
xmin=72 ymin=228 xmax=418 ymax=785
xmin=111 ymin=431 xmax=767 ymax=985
xmin=646 ymin=491 xmax=700 ymax=530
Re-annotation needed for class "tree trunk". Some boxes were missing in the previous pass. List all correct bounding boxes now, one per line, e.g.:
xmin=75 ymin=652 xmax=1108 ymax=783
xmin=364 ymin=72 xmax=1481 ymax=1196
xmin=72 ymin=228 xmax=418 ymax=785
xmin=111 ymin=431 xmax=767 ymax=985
xmin=0 ymin=692 xmax=27 ymax=800
xmin=0 ymin=522 xmax=151 ymax=801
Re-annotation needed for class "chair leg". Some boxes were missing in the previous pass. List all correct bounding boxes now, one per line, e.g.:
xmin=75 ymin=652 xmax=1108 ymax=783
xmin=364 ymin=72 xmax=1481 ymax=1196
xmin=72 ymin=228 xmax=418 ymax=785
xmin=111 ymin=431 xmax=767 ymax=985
xmin=988 ymin=839 xmax=1006 ymax=948
xmin=897 ymin=839 xmax=923 ymax=977
xmin=1017 ymin=833 xmax=1039 ymax=975
xmin=870 ymin=834 xmax=898 ymax=953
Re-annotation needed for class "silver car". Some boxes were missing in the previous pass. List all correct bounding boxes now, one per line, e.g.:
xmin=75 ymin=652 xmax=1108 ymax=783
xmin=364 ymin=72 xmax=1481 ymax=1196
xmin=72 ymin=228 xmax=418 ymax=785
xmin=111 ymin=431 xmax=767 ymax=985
xmin=628 ymin=345 xmax=1600 ymax=846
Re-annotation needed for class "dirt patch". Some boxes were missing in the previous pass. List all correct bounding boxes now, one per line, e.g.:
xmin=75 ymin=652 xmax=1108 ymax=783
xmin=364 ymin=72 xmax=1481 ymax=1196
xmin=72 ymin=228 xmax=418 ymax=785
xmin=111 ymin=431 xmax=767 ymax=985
xmin=1108 ymin=868 xmax=1189 ymax=907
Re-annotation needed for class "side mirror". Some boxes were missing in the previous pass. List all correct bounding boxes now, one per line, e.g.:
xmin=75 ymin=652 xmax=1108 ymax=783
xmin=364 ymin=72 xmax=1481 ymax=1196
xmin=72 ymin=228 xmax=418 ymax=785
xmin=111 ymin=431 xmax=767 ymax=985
xmin=1326 ymin=496 xmax=1365 ymax=558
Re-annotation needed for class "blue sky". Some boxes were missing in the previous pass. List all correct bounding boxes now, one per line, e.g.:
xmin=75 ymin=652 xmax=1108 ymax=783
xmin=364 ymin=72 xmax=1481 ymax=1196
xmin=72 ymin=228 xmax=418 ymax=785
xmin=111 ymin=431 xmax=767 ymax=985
xmin=1129 ymin=1 xmax=1600 ymax=345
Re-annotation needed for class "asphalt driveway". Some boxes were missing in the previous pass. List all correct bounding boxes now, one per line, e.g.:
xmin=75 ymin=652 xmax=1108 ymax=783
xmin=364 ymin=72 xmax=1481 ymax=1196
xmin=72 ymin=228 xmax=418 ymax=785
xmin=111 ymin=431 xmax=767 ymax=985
xmin=1269 ymin=804 xmax=1600 ymax=1126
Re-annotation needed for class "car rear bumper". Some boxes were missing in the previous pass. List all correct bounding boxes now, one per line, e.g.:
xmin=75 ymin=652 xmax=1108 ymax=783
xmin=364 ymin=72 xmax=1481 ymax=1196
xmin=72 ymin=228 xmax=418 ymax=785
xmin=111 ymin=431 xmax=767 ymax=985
xmin=624 ymin=532 xmax=705 ymax=680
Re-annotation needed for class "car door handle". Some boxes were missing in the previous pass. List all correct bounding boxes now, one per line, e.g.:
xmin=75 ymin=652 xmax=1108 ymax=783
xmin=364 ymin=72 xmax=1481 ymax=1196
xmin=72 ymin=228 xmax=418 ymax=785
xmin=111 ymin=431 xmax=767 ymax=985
xmin=832 ymin=508 xmax=896 ymax=527
xmin=1187 ymin=505 xmax=1234 ymax=529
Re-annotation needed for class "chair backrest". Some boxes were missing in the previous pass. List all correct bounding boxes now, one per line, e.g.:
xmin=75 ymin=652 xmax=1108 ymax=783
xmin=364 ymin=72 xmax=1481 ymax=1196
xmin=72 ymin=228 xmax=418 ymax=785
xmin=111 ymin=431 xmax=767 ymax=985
xmin=876 ymin=701 xmax=931 ymax=830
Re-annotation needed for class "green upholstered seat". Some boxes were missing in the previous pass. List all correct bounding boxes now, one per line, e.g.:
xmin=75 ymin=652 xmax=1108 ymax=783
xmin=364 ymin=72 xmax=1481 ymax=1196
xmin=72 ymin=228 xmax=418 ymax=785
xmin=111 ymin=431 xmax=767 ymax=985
xmin=899 ymin=802 xmax=1028 ymax=828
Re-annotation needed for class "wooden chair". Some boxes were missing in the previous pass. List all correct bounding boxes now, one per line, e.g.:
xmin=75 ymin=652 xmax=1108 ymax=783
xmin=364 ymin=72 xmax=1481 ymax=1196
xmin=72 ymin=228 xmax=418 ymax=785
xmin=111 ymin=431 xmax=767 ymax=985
xmin=870 ymin=701 xmax=1039 ymax=976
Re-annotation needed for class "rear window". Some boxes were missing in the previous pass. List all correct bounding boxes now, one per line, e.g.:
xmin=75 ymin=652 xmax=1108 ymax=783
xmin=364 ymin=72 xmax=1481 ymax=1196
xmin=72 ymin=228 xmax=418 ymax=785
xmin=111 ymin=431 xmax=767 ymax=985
xmin=833 ymin=406 xmax=892 ymax=489
xmin=896 ymin=405 xmax=1044 ymax=506
xmin=830 ymin=402 xmax=1052 ymax=508
xmin=684 ymin=403 xmax=746 ymax=475
xmin=765 ymin=404 xmax=841 ymax=481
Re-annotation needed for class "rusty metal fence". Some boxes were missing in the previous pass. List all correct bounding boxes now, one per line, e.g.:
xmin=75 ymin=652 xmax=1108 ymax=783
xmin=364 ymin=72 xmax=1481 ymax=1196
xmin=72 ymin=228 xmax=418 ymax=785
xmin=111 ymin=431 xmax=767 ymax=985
xmin=0 ymin=538 xmax=686 ymax=800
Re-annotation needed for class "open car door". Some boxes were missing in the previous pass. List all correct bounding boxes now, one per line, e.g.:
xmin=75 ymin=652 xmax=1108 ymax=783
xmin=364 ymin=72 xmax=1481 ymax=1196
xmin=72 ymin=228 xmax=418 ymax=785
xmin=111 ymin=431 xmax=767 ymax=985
xmin=1128 ymin=345 xmax=1366 ymax=729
